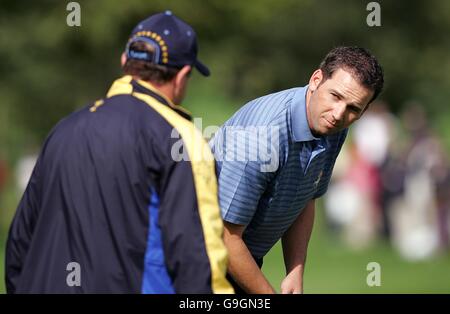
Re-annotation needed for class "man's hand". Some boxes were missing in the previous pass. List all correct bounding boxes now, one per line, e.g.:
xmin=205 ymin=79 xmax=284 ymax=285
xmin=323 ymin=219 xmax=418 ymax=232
xmin=280 ymin=265 xmax=304 ymax=294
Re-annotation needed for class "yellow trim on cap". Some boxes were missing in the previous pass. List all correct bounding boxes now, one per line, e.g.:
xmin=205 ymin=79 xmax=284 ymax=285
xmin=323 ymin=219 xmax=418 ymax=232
xmin=129 ymin=31 xmax=169 ymax=64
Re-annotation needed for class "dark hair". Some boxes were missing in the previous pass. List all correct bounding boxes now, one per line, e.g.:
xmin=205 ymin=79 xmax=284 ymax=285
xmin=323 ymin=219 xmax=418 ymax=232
xmin=122 ymin=41 xmax=180 ymax=84
xmin=319 ymin=46 xmax=384 ymax=103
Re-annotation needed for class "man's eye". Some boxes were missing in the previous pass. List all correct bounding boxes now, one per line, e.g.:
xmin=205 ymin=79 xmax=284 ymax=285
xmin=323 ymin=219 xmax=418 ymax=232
xmin=349 ymin=107 xmax=361 ymax=113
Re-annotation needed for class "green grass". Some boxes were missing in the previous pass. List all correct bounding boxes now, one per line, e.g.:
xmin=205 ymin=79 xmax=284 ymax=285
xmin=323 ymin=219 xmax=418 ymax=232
xmin=262 ymin=208 xmax=450 ymax=293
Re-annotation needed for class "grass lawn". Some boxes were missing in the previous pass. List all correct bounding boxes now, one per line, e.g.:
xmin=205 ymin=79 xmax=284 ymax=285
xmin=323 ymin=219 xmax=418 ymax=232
xmin=262 ymin=208 xmax=450 ymax=293
xmin=1 ymin=203 xmax=449 ymax=294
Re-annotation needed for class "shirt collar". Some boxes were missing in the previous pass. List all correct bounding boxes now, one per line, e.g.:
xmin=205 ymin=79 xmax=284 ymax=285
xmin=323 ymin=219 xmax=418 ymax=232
xmin=290 ymin=84 xmax=321 ymax=142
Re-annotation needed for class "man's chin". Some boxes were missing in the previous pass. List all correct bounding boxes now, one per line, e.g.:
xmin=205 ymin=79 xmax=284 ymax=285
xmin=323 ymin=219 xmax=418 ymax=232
xmin=311 ymin=129 xmax=326 ymax=137
xmin=316 ymin=127 xmax=341 ymax=136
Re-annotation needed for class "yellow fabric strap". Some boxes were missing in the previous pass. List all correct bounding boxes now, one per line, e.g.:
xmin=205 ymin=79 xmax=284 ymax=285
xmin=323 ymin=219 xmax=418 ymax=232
xmin=106 ymin=75 xmax=192 ymax=117
xmin=106 ymin=75 xmax=133 ymax=98
xmin=133 ymin=92 xmax=233 ymax=294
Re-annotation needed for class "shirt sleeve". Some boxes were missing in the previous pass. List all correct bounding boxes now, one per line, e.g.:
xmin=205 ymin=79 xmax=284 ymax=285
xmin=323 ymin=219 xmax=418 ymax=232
xmin=210 ymin=126 xmax=283 ymax=226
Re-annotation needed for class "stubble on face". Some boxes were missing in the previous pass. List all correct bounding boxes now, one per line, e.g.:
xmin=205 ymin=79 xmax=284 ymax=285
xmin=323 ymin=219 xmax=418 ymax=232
xmin=306 ymin=68 xmax=374 ymax=137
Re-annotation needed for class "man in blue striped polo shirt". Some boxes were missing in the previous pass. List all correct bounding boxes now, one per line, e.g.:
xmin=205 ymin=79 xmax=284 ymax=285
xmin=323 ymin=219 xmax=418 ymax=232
xmin=210 ymin=46 xmax=384 ymax=294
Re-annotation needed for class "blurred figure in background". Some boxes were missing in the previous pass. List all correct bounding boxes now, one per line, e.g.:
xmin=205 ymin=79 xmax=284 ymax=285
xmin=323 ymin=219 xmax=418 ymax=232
xmin=434 ymin=154 xmax=450 ymax=251
xmin=326 ymin=101 xmax=450 ymax=260
xmin=325 ymin=139 xmax=381 ymax=249
xmin=388 ymin=105 xmax=449 ymax=260
xmin=325 ymin=103 xmax=396 ymax=249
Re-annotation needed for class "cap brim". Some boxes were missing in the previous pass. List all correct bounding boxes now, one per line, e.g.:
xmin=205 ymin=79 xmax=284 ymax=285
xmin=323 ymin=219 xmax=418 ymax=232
xmin=194 ymin=60 xmax=210 ymax=77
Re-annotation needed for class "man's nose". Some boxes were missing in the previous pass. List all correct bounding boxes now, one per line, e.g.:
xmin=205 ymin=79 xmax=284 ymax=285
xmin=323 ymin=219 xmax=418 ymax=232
xmin=332 ymin=103 xmax=346 ymax=122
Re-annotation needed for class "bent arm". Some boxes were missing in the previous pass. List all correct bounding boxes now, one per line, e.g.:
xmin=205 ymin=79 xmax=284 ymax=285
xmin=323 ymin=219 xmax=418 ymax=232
xmin=223 ymin=221 xmax=276 ymax=294
xmin=281 ymin=199 xmax=316 ymax=294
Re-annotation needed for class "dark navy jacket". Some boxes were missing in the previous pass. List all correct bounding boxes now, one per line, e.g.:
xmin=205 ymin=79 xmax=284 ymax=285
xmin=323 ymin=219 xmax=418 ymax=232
xmin=5 ymin=76 xmax=233 ymax=294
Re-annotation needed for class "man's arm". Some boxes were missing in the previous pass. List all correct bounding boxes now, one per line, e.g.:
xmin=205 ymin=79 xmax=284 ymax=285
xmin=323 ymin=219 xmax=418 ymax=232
xmin=280 ymin=199 xmax=316 ymax=294
xmin=223 ymin=221 xmax=276 ymax=294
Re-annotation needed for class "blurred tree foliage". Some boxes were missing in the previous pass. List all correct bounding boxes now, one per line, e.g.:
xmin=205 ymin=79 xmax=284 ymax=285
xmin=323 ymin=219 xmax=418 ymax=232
xmin=1 ymin=0 xmax=450 ymax=161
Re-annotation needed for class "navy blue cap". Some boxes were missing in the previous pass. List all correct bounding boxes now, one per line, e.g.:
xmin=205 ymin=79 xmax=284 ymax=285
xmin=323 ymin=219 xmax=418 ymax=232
xmin=125 ymin=10 xmax=210 ymax=76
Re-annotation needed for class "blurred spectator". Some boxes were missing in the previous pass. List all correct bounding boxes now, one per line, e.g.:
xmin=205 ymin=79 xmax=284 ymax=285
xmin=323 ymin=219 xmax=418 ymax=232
xmin=388 ymin=104 xmax=449 ymax=260
xmin=325 ymin=139 xmax=381 ymax=249
xmin=379 ymin=149 xmax=407 ymax=239
xmin=325 ymin=103 xmax=395 ymax=249
xmin=353 ymin=102 xmax=394 ymax=167
xmin=434 ymin=154 xmax=450 ymax=250
xmin=354 ymin=103 xmax=399 ymax=240
xmin=325 ymin=102 xmax=450 ymax=259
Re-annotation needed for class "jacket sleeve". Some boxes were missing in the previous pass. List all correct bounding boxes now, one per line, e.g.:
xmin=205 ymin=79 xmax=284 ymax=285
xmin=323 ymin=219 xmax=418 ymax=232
xmin=5 ymin=157 xmax=41 ymax=294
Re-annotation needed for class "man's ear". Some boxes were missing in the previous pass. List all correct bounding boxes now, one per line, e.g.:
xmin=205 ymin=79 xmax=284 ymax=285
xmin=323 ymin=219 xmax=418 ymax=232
xmin=121 ymin=53 xmax=127 ymax=67
xmin=174 ymin=65 xmax=192 ymax=89
xmin=309 ymin=69 xmax=323 ymax=92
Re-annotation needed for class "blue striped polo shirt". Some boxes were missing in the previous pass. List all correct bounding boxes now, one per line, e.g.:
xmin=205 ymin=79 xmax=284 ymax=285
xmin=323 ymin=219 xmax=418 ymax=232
xmin=210 ymin=85 xmax=347 ymax=258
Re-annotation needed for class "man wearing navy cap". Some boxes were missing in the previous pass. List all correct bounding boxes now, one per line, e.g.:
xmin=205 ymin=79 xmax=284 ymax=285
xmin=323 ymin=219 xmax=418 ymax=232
xmin=6 ymin=11 xmax=233 ymax=294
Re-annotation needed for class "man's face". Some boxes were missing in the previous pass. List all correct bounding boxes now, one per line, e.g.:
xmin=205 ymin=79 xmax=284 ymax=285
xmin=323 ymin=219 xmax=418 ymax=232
xmin=306 ymin=68 xmax=374 ymax=136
